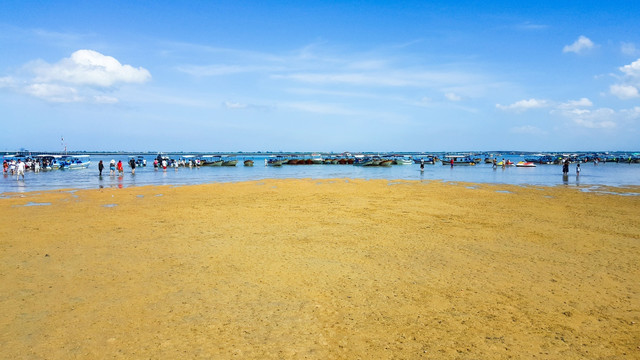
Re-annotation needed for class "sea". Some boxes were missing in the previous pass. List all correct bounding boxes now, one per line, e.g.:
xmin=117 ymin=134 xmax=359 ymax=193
xmin=2 ymin=154 xmax=639 ymax=195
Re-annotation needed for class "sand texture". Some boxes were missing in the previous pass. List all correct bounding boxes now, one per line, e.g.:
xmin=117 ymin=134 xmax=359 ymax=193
xmin=1 ymin=179 xmax=639 ymax=359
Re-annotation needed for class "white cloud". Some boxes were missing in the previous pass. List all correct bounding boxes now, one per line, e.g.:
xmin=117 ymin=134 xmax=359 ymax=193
xmin=557 ymin=98 xmax=593 ymax=109
xmin=610 ymin=84 xmax=639 ymax=99
xmin=619 ymin=58 xmax=640 ymax=79
xmin=0 ymin=76 xmax=15 ymax=88
xmin=445 ymin=92 xmax=462 ymax=101
xmin=23 ymin=83 xmax=82 ymax=103
xmin=496 ymin=98 xmax=549 ymax=112
xmin=563 ymin=35 xmax=595 ymax=54
xmin=553 ymin=107 xmax=617 ymax=129
xmin=30 ymin=50 xmax=151 ymax=87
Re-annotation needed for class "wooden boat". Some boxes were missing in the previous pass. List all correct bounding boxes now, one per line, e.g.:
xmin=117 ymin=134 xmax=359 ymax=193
xmin=441 ymin=155 xmax=476 ymax=166
xmin=201 ymin=156 xmax=223 ymax=166
xmin=221 ymin=158 xmax=238 ymax=166
xmin=244 ymin=159 xmax=254 ymax=167
xmin=394 ymin=157 xmax=413 ymax=165
xmin=267 ymin=156 xmax=284 ymax=166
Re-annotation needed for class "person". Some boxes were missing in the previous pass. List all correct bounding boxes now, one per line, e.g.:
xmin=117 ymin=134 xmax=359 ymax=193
xmin=562 ymin=159 xmax=569 ymax=175
xmin=492 ymin=158 xmax=497 ymax=169
xmin=117 ymin=160 xmax=124 ymax=175
xmin=129 ymin=157 xmax=136 ymax=174
xmin=153 ymin=159 xmax=158 ymax=170
xmin=576 ymin=163 xmax=581 ymax=176
xmin=450 ymin=158 xmax=454 ymax=167
xmin=161 ymin=159 xmax=167 ymax=170
xmin=34 ymin=161 xmax=40 ymax=173
xmin=98 ymin=160 xmax=104 ymax=176
xmin=420 ymin=158 xmax=425 ymax=172
xmin=501 ymin=158 xmax=506 ymax=169
xmin=16 ymin=159 xmax=25 ymax=180
xmin=110 ymin=159 xmax=116 ymax=175
xmin=3 ymin=160 xmax=7 ymax=174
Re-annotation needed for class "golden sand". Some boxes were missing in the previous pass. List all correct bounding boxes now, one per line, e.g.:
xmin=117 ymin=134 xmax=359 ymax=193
xmin=1 ymin=179 xmax=638 ymax=359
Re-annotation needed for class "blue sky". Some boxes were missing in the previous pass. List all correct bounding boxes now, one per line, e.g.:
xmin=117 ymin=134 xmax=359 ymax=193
xmin=1 ymin=1 xmax=639 ymax=152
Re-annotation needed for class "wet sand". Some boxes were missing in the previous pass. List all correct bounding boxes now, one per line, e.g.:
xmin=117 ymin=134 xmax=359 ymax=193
xmin=1 ymin=179 xmax=638 ymax=359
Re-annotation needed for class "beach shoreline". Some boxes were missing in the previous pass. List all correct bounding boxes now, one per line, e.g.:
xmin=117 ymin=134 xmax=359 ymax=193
xmin=1 ymin=179 xmax=638 ymax=358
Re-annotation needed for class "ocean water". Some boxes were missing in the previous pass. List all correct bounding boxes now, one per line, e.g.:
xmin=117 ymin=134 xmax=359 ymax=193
xmin=1 ymin=155 xmax=639 ymax=194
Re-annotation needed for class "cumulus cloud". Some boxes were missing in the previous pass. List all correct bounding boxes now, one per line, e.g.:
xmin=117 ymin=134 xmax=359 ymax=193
xmin=610 ymin=58 xmax=640 ymax=100
xmin=563 ymin=35 xmax=595 ymax=54
xmin=30 ymin=50 xmax=151 ymax=87
xmin=496 ymin=98 xmax=549 ymax=112
xmin=619 ymin=58 xmax=640 ymax=78
xmin=610 ymin=84 xmax=639 ymax=99
xmin=4 ymin=50 xmax=152 ymax=103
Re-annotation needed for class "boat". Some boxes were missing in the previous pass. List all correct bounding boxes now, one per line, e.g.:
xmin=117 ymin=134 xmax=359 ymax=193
xmin=221 ymin=156 xmax=238 ymax=166
xmin=516 ymin=161 xmax=536 ymax=167
xmin=201 ymin=155 xmax=223 ymax=166
xmin=58 ymin=155 xmax=91 ymax=170
xmin=35 ymin=154 xmax=61 ymax=170
xmin=267 ymin=156 xmax=285 ymax=166
xmin=394 ymin=157 xmax=413 ymax=165
xmin=353 ymin=155 xmax=373 ymax=166
xmin=413 ymin=157 xmax=436 ymax=165
xmin=244 ymin=159 xmax=254 ymax=167
xmin=311 ymin=153 xmax=324 ymax=164
xmin=136 ymin=156 xmax=147 ymax=167
xmin=441 ymin=155 xmax=476 ymax=166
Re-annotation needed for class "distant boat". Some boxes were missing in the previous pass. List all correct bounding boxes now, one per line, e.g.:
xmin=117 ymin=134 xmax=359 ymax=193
xmin=394 ymin=157 xmax=413 ymax=165
xmin=221 ymin=156 xmax=238 ymax=166
xmin=267 ymin=156 xmax=284 ymax=166
xmin=244 ymin=159 xmax=254 ymax=167
xmin=201 ymin=155 xmax=223 ymax=166
xmin=441 ymin=155 xmax=476 ymax=166
xmin=59 ymin=155 xmax=91 ymax=170
xmin=35 ymin=154 xmax=61 ymax=170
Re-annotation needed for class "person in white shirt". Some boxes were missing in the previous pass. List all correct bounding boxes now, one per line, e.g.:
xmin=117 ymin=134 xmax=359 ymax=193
xmin=16 ymin=160 xmax=25 ymax=180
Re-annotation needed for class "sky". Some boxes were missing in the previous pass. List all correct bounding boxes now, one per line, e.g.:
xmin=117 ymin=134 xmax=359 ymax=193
xmin=1 ymin=1 xmax=639 ymax=152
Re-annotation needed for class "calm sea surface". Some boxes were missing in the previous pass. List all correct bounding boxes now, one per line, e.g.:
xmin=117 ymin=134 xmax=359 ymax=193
xmin=2 ymin=155 xmax=639 ymax=194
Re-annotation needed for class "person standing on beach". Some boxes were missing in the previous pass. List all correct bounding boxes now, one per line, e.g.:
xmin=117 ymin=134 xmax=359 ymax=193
xmin=117 ymin=160 xmax=124 ymax=175
xmin=576 ymin=163 xmax=581 ymax=176
xmin=98 ymin=160 xmax=104 ymax=176
xmin=109 ymin=159 xmax=116 ymax=175
xmin=563 ymin=159 xmax=569 ymax=175
xmin=129 ymin=158 xmax=136 ymax=174
xmin=420 ymin=158 xmax=425 ymax=172
xmin=16 ymin=159 xmax=25 ymax=180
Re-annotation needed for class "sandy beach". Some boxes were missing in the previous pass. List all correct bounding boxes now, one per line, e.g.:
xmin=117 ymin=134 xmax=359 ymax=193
xmin=1 ymin=179 xmax=638 ymax=359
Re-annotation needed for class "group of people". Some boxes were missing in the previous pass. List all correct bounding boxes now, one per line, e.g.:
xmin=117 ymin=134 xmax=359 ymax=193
xmin=562 ymin=160 xmax=581 ymax=176
xmin=3 ymin=159 xmax=31 ymax=180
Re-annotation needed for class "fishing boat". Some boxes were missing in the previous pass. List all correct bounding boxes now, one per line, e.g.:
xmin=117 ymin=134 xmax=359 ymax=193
xmin=221 ymin=156 xmax=238 ymax=166
xmin=394 ymin=156 xmax=413 ymax=165
xmin=311 ymin=153 xmax=324 ymax=164
xmin=441 ymin=155 xmax=476 ymax=166
xmin=267 ymin=156 xmax=285 ymax=166
xmin=516 ymin=161 xmax=536 ymax=167
xmin=201 ymin=155 xmax=223 ymax=166
xmin=244 ymin=159 xmax=254 ymax=167
xmin=353 ymin=155 xmax=373 ymax=166
xmin=58 ymin=155 xmax=91 ymax=170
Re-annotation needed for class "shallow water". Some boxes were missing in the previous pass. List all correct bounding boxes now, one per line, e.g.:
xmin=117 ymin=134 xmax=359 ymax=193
xmin=1 ymin=155 xmax=639 ymax=194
